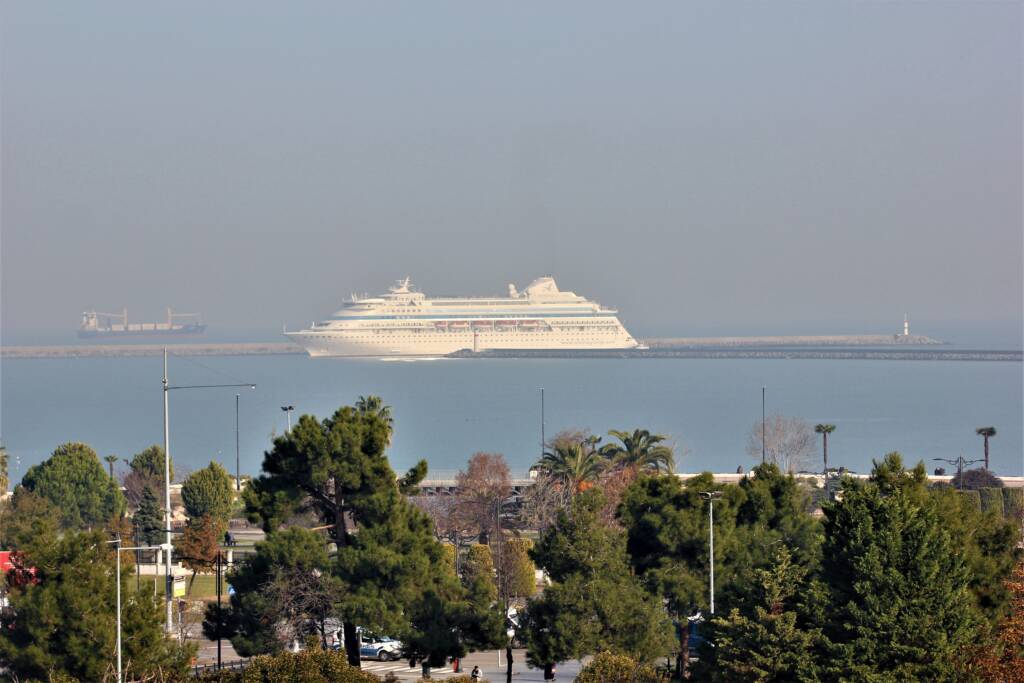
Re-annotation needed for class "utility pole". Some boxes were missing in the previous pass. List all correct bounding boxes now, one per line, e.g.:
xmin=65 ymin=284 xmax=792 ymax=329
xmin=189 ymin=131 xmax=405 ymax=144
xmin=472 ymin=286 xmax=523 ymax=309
xmin=162 ymin=349 xmax=173 ymax=633
xmin=700 ymin=492 xmax=722 ymax=615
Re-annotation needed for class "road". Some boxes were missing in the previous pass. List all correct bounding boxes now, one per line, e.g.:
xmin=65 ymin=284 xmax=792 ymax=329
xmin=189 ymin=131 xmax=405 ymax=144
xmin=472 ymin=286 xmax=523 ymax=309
xmin=357 ymin=650 xmax=584 ymax=681
xmin=193 ymin=644 xmax=584 ymax=681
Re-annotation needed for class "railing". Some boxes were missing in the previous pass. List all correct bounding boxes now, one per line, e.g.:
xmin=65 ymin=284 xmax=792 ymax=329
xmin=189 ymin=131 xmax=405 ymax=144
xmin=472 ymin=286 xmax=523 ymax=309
xmin=193 ymin=659 xmax=249 ymax=677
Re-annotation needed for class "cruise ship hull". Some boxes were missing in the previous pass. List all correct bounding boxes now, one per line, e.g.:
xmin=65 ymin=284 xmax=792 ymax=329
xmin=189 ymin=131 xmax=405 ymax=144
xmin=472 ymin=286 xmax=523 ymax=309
xmin=287 ymin=328 xmax=638 ymax=357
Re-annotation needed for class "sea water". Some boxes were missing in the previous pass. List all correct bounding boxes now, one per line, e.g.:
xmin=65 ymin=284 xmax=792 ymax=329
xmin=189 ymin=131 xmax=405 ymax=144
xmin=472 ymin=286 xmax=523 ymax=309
xmin=0 ymin=355 xmax=1021 ymax=481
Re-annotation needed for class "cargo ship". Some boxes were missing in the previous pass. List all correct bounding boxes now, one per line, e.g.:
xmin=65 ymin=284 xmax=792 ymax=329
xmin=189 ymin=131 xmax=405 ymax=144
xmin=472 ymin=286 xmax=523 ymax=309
xmin=78 ymin=308 xmax=206 ymax=338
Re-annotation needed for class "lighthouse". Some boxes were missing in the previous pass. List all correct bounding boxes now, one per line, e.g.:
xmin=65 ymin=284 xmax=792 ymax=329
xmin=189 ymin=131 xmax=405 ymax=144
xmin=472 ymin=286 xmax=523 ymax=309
xmin=903 ymin=314 xmax=910 ymax=337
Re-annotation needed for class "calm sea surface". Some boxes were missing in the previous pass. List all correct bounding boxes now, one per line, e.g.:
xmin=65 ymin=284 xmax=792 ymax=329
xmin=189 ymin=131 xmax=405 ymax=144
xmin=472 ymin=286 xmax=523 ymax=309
xmin=1 ymin=355 xmax=1021 ymax=481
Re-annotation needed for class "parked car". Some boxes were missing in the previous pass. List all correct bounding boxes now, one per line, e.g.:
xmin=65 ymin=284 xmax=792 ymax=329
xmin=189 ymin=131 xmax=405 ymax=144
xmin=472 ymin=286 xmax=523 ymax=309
xmin=360 ymin=635 xmax=403 ymax=661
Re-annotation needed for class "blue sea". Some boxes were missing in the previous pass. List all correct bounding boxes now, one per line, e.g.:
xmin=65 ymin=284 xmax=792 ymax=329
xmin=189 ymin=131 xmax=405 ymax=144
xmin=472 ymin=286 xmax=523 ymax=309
xmin=0 ymin=354 xmax=1021 ymax=482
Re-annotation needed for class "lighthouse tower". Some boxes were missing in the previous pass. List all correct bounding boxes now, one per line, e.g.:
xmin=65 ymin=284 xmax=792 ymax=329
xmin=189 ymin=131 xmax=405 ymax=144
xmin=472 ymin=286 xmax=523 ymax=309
xmin=903 ymin=314 xmax=910 ymax=337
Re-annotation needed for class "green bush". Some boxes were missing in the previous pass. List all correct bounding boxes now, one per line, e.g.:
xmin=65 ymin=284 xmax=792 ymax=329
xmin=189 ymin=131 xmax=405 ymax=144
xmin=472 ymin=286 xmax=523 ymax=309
xmin=960 ymin=489 xmax=981 ymax=512
xmin=197 ymin=649 xmax=381 ymax=683
xmin=575 ymin=651 xmax=661 ymax=683
xmin=416 ymin=677 xmax=487 ymax=683
xmin=980 ymin=488 xmax=1005 ymax=517
xmin=1003 ymin=488 xmax=1024 ymax=520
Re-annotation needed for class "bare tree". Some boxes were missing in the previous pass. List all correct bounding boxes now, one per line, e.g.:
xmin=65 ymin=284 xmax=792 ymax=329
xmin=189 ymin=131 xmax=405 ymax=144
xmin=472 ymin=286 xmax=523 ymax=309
xmin=453 ymin=452 xmax=512 ymax=543
xmin=262 ymin=566 xmax=344 ymax=650
xmin=517 ymin=472 xmax=573 ymax=536
xmin=411 ymin=493 xmax=462 ymax=541
xmin=746 ymin=414 xmax=815 ymax=473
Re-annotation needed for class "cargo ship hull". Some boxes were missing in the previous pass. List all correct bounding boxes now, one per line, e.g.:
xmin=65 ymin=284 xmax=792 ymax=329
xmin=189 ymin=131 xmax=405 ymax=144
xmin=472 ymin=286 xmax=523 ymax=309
xmin=77 ymin=324 xmax=207 ymax=339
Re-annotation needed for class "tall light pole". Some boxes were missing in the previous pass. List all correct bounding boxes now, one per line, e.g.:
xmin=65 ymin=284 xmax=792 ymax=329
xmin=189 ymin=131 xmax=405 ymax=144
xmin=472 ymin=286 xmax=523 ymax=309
xmin=700 ymin=491 xmax=722 ymax=615
xmin=162 ymin=350 xmax=172 ymax=633
xmin=539 ymin=388 xmax=545 ymax=458
xmin=162 ymin=348 xmax=255 ymax=633
xmin=109 ymin=538 xmax=164 ymax=683
xmin=761 ymin=387 xmax=766 ymax=465
xmin=281 ymin=405 xmax=295 ymax=433
xmin=235 ymin=394 xmax=241 ymax=491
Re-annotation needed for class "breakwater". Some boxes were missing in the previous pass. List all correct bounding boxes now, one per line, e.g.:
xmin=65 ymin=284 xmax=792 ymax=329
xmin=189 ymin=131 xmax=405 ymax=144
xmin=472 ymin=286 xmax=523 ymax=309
xmin=646 ymin=333 xmax=942 ymax=347
xmin=449 ymin=348 xmax=1021 ymax=362
xmin=0 ymin=342 xmax=304 ymax=359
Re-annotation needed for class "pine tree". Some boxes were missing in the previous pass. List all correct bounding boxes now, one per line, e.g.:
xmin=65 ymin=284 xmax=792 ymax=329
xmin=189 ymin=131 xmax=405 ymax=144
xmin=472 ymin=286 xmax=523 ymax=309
xmin=206 ymin=527 xmax=337 ymax=656
xmin=243 ymin=397 xmax=496 ymax=668
xmin=617 ymin=472 xmax=729 ymax=676
xmin=21 ymin=442 xmax=126 ymax=529
xmin=618 ymin=465 xmax=823 ymax=678
xmin=523 ymin=489 xmax=673 ymax=670
xmin=0 ymin=528 xmax=193 ymax=681
xmin=821 ymin=478 xmax=980 ymax=680
xmin=0 ymin=488 xmax=61 ymax=554
xmin=700 ymin=547 xmax=822 ymax=682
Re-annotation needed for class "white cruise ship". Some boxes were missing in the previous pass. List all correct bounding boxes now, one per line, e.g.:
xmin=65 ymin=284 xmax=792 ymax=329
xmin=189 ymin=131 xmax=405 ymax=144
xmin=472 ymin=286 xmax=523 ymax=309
xmin=287 ymin=277 xmax=641 ymax=357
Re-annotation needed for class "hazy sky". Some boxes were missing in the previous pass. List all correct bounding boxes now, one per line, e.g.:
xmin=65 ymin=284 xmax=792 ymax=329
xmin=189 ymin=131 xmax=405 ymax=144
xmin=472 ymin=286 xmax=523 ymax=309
xmin=2 ymin=2 xmax=1021 ymax=345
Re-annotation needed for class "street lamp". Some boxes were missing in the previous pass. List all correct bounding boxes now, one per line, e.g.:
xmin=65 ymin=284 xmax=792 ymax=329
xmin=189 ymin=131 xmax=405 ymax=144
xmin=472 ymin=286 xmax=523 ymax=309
xmin=281 ymin=405 xmax=295 ymax=433
xmin=700 ymin=491 xmax=723 ymax=615
xmin=162 ymin=348 xmax=255 ymax=633
xmin=108 ymin=538 xmax=164 ymax=683
xmin=933 ymin=455 xmax=985 ymax=491
xmin=539 ymin=388 xmax=545 ymax=461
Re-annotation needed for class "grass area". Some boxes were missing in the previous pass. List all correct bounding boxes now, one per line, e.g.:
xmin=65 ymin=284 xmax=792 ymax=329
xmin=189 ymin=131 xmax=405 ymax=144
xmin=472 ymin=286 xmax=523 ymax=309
xmin=134 ymin=574 xmax=228 ymax=601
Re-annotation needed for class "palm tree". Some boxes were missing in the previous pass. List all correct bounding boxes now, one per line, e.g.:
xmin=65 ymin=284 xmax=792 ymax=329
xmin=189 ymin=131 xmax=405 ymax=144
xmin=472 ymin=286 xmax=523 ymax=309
xmin=356 ymin=395 xmax=394 ymax=443
xmin=600 ymin=429 xmax=675 ymax=474
xmin=104 ymin=454 xmax=119 ymax=480
xmin=814 ymin=424 xmax=836 ymax=476
xmin=536 ymin=441 xmax=606 ymax=493
xmin=976 ymin=426 xmax=997 ymax=470
xmin=356 ymin=395 xmax=392 ymax=424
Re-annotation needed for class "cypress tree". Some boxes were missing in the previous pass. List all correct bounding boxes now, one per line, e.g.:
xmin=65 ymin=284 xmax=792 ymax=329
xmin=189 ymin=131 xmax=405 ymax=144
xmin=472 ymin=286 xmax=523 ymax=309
xmin=181 ymin=460 xmax=234 ymax=523
xmin=133 ymin=485 xmax=164 ymax=547
xmin=980 ymin=487 xmax=1006 ymax=517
